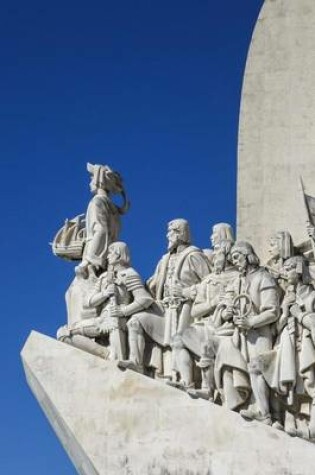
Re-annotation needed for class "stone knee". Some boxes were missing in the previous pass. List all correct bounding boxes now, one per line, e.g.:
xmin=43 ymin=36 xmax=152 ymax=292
xmin=201 ymin=338 xmax=216 ymax=359
xmin=170 ymin=333 xmax=185 ymax=350
xmin=56 ymin=325 xmax=71 ymax=342
xmin=248 ymin=356 xmax=264 ymax=376
xmin=127 ymin=316 xmax=144 ymax=336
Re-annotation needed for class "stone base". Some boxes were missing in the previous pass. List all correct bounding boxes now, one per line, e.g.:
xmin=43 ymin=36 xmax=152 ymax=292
xmin=21 ymin=331 xmax=315 ymax=475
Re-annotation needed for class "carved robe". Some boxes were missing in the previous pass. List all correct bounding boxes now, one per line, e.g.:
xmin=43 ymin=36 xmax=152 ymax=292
xmin=261 ymin=283 xmax=315 ymax=414
xmin=132 ymin=245 xmax=210 ymax=376
xmin=205 ymin=267 xmax=278 ymax=411
xmin=83 ymin=194 xmax=121 ymax=270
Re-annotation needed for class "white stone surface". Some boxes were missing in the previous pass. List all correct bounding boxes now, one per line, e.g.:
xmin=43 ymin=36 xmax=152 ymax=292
xmin=237 ymin=0 xmax=315 ymax=260
xmin=22 ymin=331 xmax=315 ymax=475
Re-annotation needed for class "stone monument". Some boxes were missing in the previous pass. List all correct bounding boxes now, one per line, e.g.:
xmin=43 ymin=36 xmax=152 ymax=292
xmin=237 ymin=0 xmax=315 ymax=260
xmin=21 ymin=2 xmax=315 ymax=474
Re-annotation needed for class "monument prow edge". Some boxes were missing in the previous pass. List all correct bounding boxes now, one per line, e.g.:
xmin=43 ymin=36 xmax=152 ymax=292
xmin=21 ymin=331 xmax=315 ymax=475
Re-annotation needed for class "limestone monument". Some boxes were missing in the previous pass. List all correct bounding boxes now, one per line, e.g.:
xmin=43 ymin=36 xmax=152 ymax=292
xmin=237 ymin=0 xmax=315 ymax=260
xmin=21 ymin=1 xmax=315 ymax=474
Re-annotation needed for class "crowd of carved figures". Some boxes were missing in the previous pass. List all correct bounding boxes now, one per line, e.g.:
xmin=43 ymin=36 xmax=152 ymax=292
xmin=53 ymin=164 xmax=315 ymax=443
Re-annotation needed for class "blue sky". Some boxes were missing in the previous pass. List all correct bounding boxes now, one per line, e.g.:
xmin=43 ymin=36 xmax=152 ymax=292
xmin=0 ymin=1 xmax=263 ymax=473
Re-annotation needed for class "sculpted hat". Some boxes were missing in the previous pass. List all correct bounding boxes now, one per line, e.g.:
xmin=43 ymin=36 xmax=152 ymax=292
xmin=283 ymin=255 xmax=311 ymax=284
xmin=168 ymin=219 xmax=191 ymax=244
xmin=87 ymin=163 xmax=130 ymax=214
xmin=275 ymin=231 xmax=294 ymax=260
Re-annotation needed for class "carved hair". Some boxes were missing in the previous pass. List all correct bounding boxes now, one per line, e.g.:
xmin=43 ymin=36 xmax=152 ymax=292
xmin=212 ymin=223 xmax=234 ymax=243
xmin=231 ymin=241 xmax=260 ymax=267
xmin=108 ymin=241 xmax=131 ymax=266
xmin=168 ymin=219 xmax=191 ymax=244
xmin=212 ymin=223 xmax=234 ymax=255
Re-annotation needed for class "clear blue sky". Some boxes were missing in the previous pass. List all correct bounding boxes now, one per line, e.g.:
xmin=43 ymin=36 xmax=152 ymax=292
xmin=1 ymin=1 xmax=263 ymax=473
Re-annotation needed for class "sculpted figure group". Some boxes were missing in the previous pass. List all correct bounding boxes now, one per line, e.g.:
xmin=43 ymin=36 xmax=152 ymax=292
xmin=53 ymin=164 xmax=315 ymax=443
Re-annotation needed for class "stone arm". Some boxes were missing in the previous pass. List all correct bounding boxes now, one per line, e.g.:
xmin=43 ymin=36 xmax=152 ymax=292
xmin=191 ymin=280 xmax=217 ymax=320
xmin=181 ymin=252 xmax=211 ymax=298
xmin=188 ymin=253 xmax=211 ymax=284
xmin=146 ymin=258 xmax=164 ymax=299
xmin=247 ymin=286 xmax=279 ymax=329
xmin=87 ymin=289 xmax=111 ymax=308
xmin=120 ymin=287 xmax=153 ymax=317
xmin=85 ymin=276 xmax=113 ymax=308
xmin=171 ymin=252 xmax=211 ymax=303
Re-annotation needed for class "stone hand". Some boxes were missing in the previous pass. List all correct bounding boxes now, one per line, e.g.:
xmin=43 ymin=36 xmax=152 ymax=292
xmin=222 ymin=306 xmax=234 ymax=322
xmin=170 ymin=284 xmax=183 ymax=298
xmin=234 ymin=315 xmax=251 ymax=330
xmin=75 ymin=262 xmax=89 ymax=279
xmin=283 ymin=293 xmax=296 ymax=308
xmin=103 ymin=284 xmax=115 ymax=299
xmin=109 ymin=304 xmax=125 ymax=318
xmin=57 ymin=325 xmax=71 ymax=340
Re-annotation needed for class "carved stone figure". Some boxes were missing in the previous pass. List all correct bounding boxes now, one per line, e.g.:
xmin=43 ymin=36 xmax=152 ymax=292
xmin=59 ymin=163 xmax=130 ymax=327
xmin=168 ymin=223 xmax=241 ymax=400
xmin=258 ymin=256 xmax=315 ymax=439
xmin=119 ymin=219 xmax=210 ymax=378
xmin=50 ymin=164 xmax=315 ymax=445
xmin=76 ymin=163 xmax=129 ymax=278
xmin=175 ymin=260 xmax=253 ymax=410
xmin=266 ymin=231 xmax=295 ymax=279
xmin=57 ymin=242 xmax=153 ymax=360
xmin=225 ymin=241 xmax=279 ymax=425
xmin=210 ymin=222 xmax=234 ymax=252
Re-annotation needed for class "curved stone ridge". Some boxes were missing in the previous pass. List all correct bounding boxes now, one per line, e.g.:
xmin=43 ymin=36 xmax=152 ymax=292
xmin=22 ymin=331 xmax=315 ymax=475
xmin=237 ymin=0 xmax=315 ymax=259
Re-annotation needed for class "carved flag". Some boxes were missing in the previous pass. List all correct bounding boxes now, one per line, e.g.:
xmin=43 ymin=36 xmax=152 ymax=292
xmin=304 ymin=193 xmax=315 ymax=226
xmin=300 ymin=176 xmax=315 ymax=226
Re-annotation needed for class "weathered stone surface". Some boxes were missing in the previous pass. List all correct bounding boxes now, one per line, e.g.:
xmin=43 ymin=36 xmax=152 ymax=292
xmin=237 ymin=0 xmax=315 ymax=260
xmin=22 ymin=331 xmax=315 ymax=475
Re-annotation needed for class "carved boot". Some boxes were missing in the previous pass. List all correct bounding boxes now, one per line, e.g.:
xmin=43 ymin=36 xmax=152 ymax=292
xmin=306 ymin=402 xmax=315 ymax=440
xmin=241 ymin=363 xmax=271 ymax=425
xmin=194 ymin=358 xmax=215 ymax=401
xmin=118 ymin=318 xmax=145 ymax=373
xmin=284 ymin=411 xmax=297 ymax=437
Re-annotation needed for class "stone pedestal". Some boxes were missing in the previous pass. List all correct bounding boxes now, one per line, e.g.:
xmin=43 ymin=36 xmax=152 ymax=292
xmin=237 ymin=0 xmax=315 ymax=259
xmin=22 ymin=331 xmax=315 ymax=475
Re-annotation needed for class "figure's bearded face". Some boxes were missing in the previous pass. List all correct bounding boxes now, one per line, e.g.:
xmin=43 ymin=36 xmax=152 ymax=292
xmin=167 ymin=225 xmax=182 ymax=251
